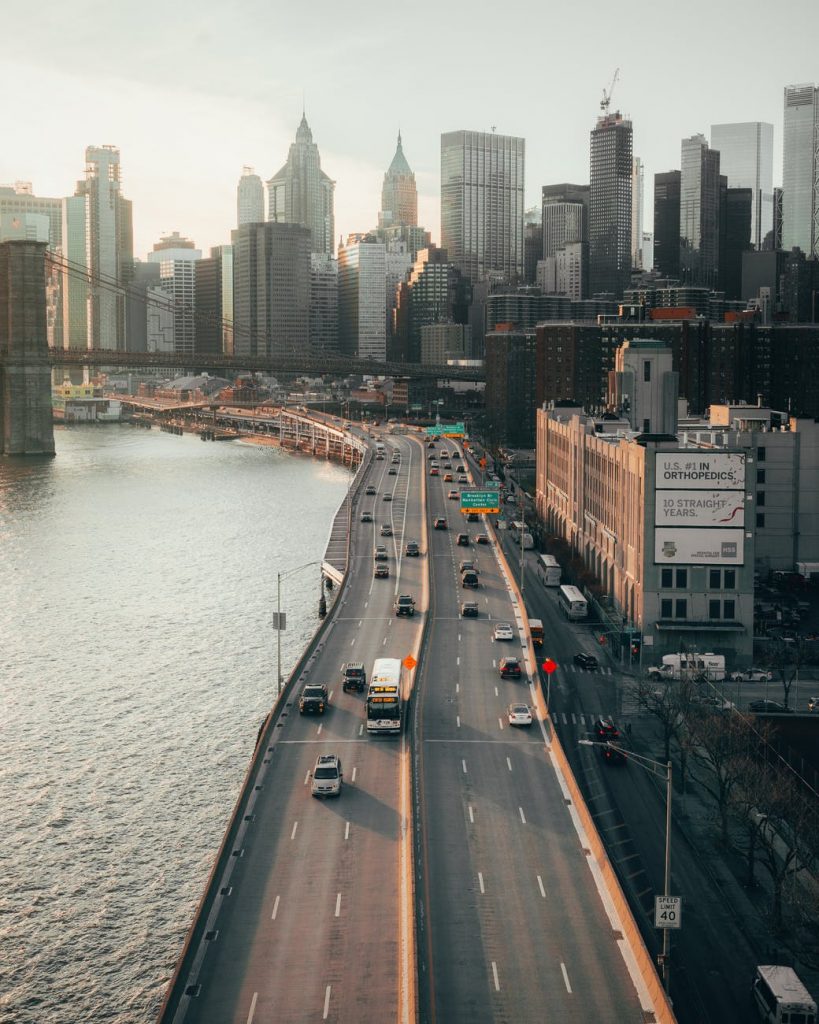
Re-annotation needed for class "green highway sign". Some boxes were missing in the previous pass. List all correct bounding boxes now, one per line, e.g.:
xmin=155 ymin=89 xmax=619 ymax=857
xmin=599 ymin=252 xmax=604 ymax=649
xmin=460 ymin=489 xmax=500 ymax=514
xmin=425 ymin=422 xmax=465 ymax=437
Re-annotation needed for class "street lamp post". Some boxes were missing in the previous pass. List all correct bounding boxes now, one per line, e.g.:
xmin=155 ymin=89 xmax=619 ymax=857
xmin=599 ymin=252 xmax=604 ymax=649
xmin=274 ymin=560 xmax=321 ymax=699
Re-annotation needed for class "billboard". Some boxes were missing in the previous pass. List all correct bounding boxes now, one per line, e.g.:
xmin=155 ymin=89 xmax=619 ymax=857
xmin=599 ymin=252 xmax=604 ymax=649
xmin=655 ymin=453 xmax=745 ymax=490
xmin=654 ymin=528 xmax=745 ymax=565
xmin=655 ymin=489 xmax=745 ymax=527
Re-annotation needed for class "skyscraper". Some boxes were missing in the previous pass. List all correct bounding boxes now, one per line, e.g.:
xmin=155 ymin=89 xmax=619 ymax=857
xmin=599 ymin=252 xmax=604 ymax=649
xmin=589 ymin=113 xmax=633 ymax=297
xmin=338 ymin=234 xmax=387 ymax=361
xmin=147 ymin=233 xmax=202 ymax=356
xmin=710 ymin=122 xmax=773 ymax=250
xmin=542 ymin=184 xmax=588 ymax=258
xmin=782 ymin=84 xmax=819 ymax=257
xmin=653 ymin=171 xmax=681 ymax=278
xmin=720 ymin=188 xmax=752 ymax=300
xmin=631 ymin=157 xmax=644 ymax=270
xmin=379 ymin=133 xmax=418 ymax=229
xmin=309 ymin=253 xmax=338 ymax=356
xmin=196 ymin=245 xmax=234 ymax=355
xmin=680 ymin=134 xmax=721 ymax=288
xmin=237 ymin=167 xmax=265 ymax=226
xmin=267 ymin=114 xmax=335 ymax=255
xmin=440 ymin=130 xmax=525 ymax=284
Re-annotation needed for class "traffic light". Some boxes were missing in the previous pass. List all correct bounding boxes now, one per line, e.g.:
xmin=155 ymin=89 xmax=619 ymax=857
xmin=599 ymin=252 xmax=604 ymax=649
xmin=631 ymin=637 xmax=642 ymax=658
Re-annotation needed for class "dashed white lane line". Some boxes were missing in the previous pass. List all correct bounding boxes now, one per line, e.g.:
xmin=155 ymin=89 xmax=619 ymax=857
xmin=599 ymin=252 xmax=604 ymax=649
xmin=271 ymin=895 xmax=280 ymax=920
xmin=350 ymin=639 xmax=355 ymax=646
xmin=494 ymin=686 xmax=499 ymax=697
xmin=462 ymin=759 xmax=468 ymax=774
xmin=458 ymin=633 xmax=461 ymax=642
xmin=506 ymin=757 xmax=513 ymax=772
xmin=383 ymin=637 xmax=387 ymax=646
xmin=323 ymin=985 xmax=331 ymax=1019
xmin=291 ymin=821 xmax=298 ymax=840
xmin=468 ymin=805 xmax=474 ymax=823
xmin=561 ymin=963 xmax=573 ymax=993
xmin=537 ymin=875 xmax=547 ymax=898
xmin=329 ymin=690 xmax=334 ymax=701
xmin=519 ymin=807 xmax=527 ymax=824
xmin=316 ymin=724 xmax=323 ymax=736
xmin=304 ymin=771 xmax=310 ymax=786
xmin=491 ymin=962 xmax=500 ymax=991
xmin=246 ymin=991 xmax=258 ymax=1023
xmin=457 ymin=715 xmax=461 ymax=728
xmin=478 ymin=872 xmax=485 ymax=894
xmin=498 ymin=717 xmax=504 ymax=730
xmin=359 ymin=724 xmax=364 ymax=736
xmin=345 ymin=821 xmax=350 ymax=840
xmin=352 ymin=767 xmax=357 ymax=782
xmin=335 ymin=893 xmax=342 ymax=917
xmin=456 ymin=655 xmax=460 ymax=665
xmin=456 ymin=683 xmax=460 ymax=693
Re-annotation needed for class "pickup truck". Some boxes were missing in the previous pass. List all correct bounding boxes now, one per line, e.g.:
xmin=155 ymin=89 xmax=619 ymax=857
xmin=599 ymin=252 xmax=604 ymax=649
xmin=394 ymin=594 xmax=416 ymax=617
xmin=299 ymin=684 xmax=329 ymax=714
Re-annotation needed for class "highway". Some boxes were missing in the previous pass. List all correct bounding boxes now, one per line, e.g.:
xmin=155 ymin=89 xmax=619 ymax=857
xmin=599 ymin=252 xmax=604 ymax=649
xmin=414 ymin=440 xmax=650 ymax=1023
xmin=180 ymin=432 xmax=425 ymax=1024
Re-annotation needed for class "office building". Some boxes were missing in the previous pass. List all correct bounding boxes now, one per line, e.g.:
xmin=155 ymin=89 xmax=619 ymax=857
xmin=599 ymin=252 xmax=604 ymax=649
xmin=680 ymin=134 xmax=720 ymax=288
xmin=770 ymin=187 xmax=783 ymax=251
xmin=653 ymin=171 xmax=681 ymax=279
xmin=486 ymin=290 xmax=570 ymax=331
xmin=237 ymin=167 xmax=265 ymax=227
xmin=393 ymin=245 xmax=470 ymax=363
xmin=485 ymin=325 xmax=538 ymax=447
xmin=232 ymin=221 xmax=311 ymax=358
xmin=195 ymin=245 xmax=234 ymax=355
xmin=338 ymin=234 xmax=387 ymax=361
xmin=267 ymin=114 xmax=335 ymax=255
xmin=589 ymin=113 xmax=633 ymax=297
xmin=309 ymin=253 xmax=338 ymax=356
xmin=524 ymin=207 xmax=542 ymax=286
xmin=420 ymin=322 xmax=470 ymax=364
xmin=147 ymin=233 xmax=202 ymax=356
xmin=379 ymin=133 xmax=417 ymax=229
xmin=0 ymin=182 xmax=62 ymax=248
xmin=782 ymin=84 xmax=819 ymax=257
xmin=125 ymin=261 xmax=160 ymax=353
xmin=440 ymin=130 xmax=525 ymax=284
xmin=632 ymin=157 xmax=644 ymax=270
xmin=710 ymin=122 xmax=773 ymax=250
xmin=720 ymin=188 xmax=752 ymax=301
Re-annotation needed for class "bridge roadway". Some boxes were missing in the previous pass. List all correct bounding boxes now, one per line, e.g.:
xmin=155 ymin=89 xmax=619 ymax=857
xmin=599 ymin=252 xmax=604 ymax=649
xmin=170 ymin=433 xmax=657 ymax=1023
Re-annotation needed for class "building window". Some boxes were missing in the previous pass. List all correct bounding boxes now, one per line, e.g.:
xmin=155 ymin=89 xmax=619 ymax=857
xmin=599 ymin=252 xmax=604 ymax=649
xmin=709 ymin=568 xmax=721 ymax=589
xmin=709 ymin=599 xmax=721 ymax=619
xmin=661 ymin=598 xmax=673 ymax=618
xmin=676 ymin=569 xmax=688 ymax=588
xmin=757 ymin=491 xmax=765 ymax=507
xmin=724 ymin=599 xmax=736 ymax=620
xmin=756 ymin=512 xmax=765 ymax=528
xmin=724 ymin=569 xmax=736 ymax=589
xmin=675 ymin=598 xmax=687 ymax=619
xmin=757 ymin=469 xmax=766 ymax=484
xmin=643 ymin=418 xmax=651 ymax=433
xmin=757 ymin=446 xmax=766 ymax=462
xmin=661 ymin=568 xmax=673 ymax=588
xmin=643 ymin=360 xmax=651 ymax=382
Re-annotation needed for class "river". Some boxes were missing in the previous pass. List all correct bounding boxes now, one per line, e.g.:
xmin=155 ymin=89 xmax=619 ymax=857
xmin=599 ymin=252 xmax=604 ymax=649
xmin=0 ymin=425 xmax=350 ymax=1023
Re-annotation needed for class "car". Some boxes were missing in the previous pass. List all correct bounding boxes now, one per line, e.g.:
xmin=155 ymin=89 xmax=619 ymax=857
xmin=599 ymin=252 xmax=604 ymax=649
xmin=383 ymin=493 xmax=392 ymax=501
xmin=374 ymin=545 xmax=388 ymax=561
xmin=380 ymin=523 xmax=393 ymax=536
xmin=493 ymin=622 xmax=514 ymax=641
xmin=507 ymin=703 xmax=533 ymax=726
xmin=456 ymin=464 xmax=465 ymax=472
xmin=448 ymin=489 xmax=459 ymax=500
xmin=394 ymin=594 xmax=416 ymax=617
xmin=499 ymin=657 xmax=522 ymax=679
xmin=730 ymin=667 xmax=773 ymax=682
xmin=388 ymin=467 xmax=397 ymax=475
xmin=374 ymin=563 xmax=389 ymax=578
xmin=461 ymin=570 xmax=479 ymax=588
xmin=430 ymin=467 xmax=439 ymax=476
xmin=444 ymin=473 xmax=453 ymax=482
xmin=749 ymin=699 xmax=793 ymax=713
xmin=311 ymin=753 xmax=343 ymax=797
xmin=427 ymin=441 xmax=436 ymax=449
xmin=594 ymin=716 xmax=620 ymax=741
xmin=461 ymin=601 xmax=479 ymax=617
xmin=476 ymin=534 xmax=490 ymax=545
xmin=593 ymin=716 xmax=626 ymax=763
xmin=466 ymin=512 xmax=479 ymax=522
xmin=443 ymin=464 xmax=452 ymax=471
xmin=341 ymin=662 xmax=367 ymax=693
xmin=365 ymin=485 xmax=376 ymax=495
xmin=458 ymin=474 xmax=468 ymax=484
xmin=405 ymin=541 xmax=420 ymax=557
xmin=299 ymin=684 xmax=329 ymax=715
xmin=574 ymin=652 xmax=599 ymax=671
xmin=439 ymin=450 xmax=448 ymax=458
xmin=375 ymin=453 xmax=384 ymax=461
xmin=456 ymin=533 xmax=470 ymax=546
xmin=808 ymin=696 xmax=819 ymax=713
xmin=360 ymin=511 xmax=373 ymax=523
xmin=433 ymin=517 xmax=447 ymax=530
xmin=459 ymin=559 xmax=477 ymax=574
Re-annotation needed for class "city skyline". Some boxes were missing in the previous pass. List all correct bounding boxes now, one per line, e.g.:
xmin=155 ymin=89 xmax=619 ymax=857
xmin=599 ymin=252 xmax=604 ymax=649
xmin=2 ymin=0 xmax=817 ymax=259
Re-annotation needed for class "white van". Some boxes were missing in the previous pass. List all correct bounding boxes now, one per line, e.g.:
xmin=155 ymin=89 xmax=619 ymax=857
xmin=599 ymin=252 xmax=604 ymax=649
xmin=752 ymin=965 xmax=816 ymax=1024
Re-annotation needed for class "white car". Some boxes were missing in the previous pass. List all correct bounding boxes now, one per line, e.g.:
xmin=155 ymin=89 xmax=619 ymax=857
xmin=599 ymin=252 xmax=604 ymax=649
xmin=493 ymin=622 xmax=514 ymax=641
xmin=507 ymin=703 xmax=533 ymax=727
xmin=730 ymin=667 xmax=773 ymax=682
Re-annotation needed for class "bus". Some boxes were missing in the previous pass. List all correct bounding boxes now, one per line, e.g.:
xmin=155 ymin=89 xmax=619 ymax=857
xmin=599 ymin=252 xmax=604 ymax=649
xmin=509 ymin=521 xmax=534 ymax=549
xmin=558 ymin=584 xmax=588 ymax=620
xmin=752 ymin=965 xmax=816 ymax=1024
xmin=528 ymin=618 xmax=544 ymax=646
xmin=366 ymin=657 xmax=403 ymax=734
xmin=537 ymin=554 xmax=562 ymax=587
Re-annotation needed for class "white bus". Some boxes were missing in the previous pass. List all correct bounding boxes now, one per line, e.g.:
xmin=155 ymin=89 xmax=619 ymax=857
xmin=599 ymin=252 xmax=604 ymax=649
xmin=537 ymin=554 xmax=562 ymax=587
xmin=558 ymin=584 xmax=588 ymax=620
xmin=366 ymin=657 xmax=403 ymax=734
xmin=752 ymin=965 xmax=816 ymax=1024
xmin=509 ymin=521 xmax=534 ymax=549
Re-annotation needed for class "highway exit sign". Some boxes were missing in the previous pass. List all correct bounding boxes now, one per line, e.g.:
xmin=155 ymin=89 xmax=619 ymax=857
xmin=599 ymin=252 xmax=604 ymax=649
xmin=460 ymin=489 xmax=500 ymax=514
xmin=425 ymin=422 xmax=465 ymax=437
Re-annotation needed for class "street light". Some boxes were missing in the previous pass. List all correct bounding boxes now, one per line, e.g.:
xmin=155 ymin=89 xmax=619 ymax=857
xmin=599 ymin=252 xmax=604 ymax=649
xmin=579 ymin=740 xmax=674 ymax=992
xmin=273 ymin=560 xmax=321 ymax=700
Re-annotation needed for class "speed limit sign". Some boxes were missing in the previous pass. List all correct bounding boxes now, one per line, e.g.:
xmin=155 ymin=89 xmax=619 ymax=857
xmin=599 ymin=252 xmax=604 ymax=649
xmin=654 ymin=895 xmax=682 ymax=930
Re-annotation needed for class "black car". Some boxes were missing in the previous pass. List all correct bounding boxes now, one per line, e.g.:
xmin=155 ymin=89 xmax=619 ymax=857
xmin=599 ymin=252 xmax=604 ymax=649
xmin=466 ymin=512 xmax=479 ymax=522
xmin=405 ymin=541 xmax=420 ymax=557
xmin=456 ymin=533 xmax=470 ymax=546
xmin=299 ymin=684 xmax=329 ymax=714
xmin=574 ymin=652 xmax=599 ymax=671
xmin=499 ymin=657 xmax=522 ymax=679
xmin=749 ymin=699 xmax=793 ymax=713
xmin=341 ymin=662 xmax=366 ymax=693
xmin=461 ymin=601 xmax=479 ymax=617
xmin=593 ymin=716 xmax=626 ymax=762
xmin=433 ymin=517 xmax=448 ymax=530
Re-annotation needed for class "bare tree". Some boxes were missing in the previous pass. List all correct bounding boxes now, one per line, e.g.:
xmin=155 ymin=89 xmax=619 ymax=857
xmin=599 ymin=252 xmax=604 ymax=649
xmin=762 ymin=638 xmax=806 ymax=710
xmin=687 ymin=711 xmax=756 ymax=847
xmin=631 ymin=675 xmax=697 ymax=770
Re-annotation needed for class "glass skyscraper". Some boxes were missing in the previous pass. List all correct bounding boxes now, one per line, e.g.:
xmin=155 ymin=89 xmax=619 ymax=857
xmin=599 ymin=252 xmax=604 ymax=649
xmin=782 ymin=84 xmax=819 ymax=257
xmin=710 ymin=122 xmax=773 ymax=250
xmin=589 ymin=113 xmax=633 ymax=297
xmin=440 ymin=130 xmax=525 ymax=284
xmin=267 ymin=115 xmax=335 ymax=256
xmin=680 ymin=134 xmax=721 ymax=288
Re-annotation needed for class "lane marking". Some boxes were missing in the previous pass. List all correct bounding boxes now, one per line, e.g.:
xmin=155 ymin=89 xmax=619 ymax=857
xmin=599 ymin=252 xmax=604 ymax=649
xmin=537 ymin=875 xmax=546 ymax=898
xmin=468 ymin=805 xmax=474 ymax=823
xmin=458 ymin=633 xmax=461 ymax=642
xmin=383 ymin=637 xmax=387 ymax=646
xmin=491 ymin=962 xmax=500 ymax=991
xmin=478 ymin=872 xmax=485 ymax=894
xmin=246 ymin=991 xmax=258 ymax=1024
xmin=352 ymin=766 xmax=357 ymax=782
xmin=316 ymin=724 xmax=322 ymax=736
xmin=456 ymin=656 xmax=460 ymax=666
xmin=506 ymin=757 xmax=513 ymax=772
xmin=456 ymin=715 xmax=461 ymax=728
xmin=358 ymin=620 xmax=362 ymax=627
xmin=561 ymin=963 xmax=572 ymax=993
xmin=456 ymin=683 xmax=459 ymax=693
xmin=498 ymin=717 xmax=504 ymax=730
xmin=462 ymin=759 xmax=468 ymax=774
xmin=272 ymin=895 xmax=280 ymax=920
xmin=345 ymin=821 xmax=350 ymax=840
xmin=304 ymin=771 xmax=310 ymax=786
xmin=519 ymin=806 xmax=527 ymax=824
xmin=359 ymin=724 xmax=364 ymax=736
xmin=323 ymin=985 xmax=331 ymax=1019
xmin=329 ymin=690 xmax=334 ymax=701
xmin=350 ymin=639 xmax=355 ymax=646
xmin=291 ymin=821 xmax=298 ymax=840
xmin=335 ymin=893 xmax=342 ymax=917
xmin=494 ymin=686 xmax=499 ymax=697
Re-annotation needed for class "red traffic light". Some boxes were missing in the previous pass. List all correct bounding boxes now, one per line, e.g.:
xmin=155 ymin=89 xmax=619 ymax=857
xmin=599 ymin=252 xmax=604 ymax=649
xmin=542 ymin=658 xmax=557 ymax=675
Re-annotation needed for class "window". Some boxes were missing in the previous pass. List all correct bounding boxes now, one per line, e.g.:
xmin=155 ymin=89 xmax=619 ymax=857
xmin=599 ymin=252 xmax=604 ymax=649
xmin=757 ymin=469 xmax=766 ymax=484
xmin=661 ymin=599 xmax=673 ymax=618
xmin=661 ymin=568 xmax=673 ymax=588
xmin=709 ymin=600 xmax=721 ymax=619
xmin=723 ymin=599 xmax=735 ymax=620
xmin=709 ymin=568 xmax=721 ymax=589
xmin=756 ymin=512 xmax=765 ymax=528
xmin=724 ymin=569 xmax=736 ymax=589
xmin=676 ymin=569 xmax=688 ymax=588
xmin=643 ymin=360 xmax=651 ymax=382
xmin=757 ymin=491 xmax=766 ymax=507
xmin=643 ymin=418 xmax=651 ymax=433
xmin=675 ymin=599 xmax=687 ymax=619
xmin=757 ymin=446 xmax=766 ymax=462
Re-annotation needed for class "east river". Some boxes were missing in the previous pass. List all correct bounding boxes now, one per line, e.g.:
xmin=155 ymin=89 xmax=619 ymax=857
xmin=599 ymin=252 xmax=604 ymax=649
xmin=0 ymin=425 xmax=351 ymax=1023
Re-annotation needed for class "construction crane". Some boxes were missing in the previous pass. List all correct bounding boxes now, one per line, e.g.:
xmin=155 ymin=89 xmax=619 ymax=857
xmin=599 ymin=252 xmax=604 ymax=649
xmin=600 ymin=68 xmax=620 ymax=116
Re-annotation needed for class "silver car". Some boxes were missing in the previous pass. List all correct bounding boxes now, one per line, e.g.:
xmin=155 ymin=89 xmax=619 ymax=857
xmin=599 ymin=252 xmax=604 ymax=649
xmin=311 ymin=754 xmax=343 ymax=797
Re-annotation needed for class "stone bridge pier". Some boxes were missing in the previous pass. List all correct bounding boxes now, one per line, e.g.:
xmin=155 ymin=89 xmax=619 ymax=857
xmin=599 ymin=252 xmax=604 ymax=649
xmin=0 ymin=240 xmax=55 ymax=456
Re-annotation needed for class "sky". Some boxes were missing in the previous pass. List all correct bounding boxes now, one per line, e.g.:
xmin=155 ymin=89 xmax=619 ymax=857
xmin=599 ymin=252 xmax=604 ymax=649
xmin=2 ymin=0 xmax=817 ymax=260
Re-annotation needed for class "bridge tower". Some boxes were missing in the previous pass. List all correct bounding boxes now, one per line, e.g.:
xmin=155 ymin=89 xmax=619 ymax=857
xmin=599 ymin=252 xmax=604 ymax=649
xmin=0 ymin=240 xmax=55 ymax=455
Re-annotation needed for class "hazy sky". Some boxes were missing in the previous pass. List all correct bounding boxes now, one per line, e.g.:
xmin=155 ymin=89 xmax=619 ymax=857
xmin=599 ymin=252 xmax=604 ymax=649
xmin=3 ymin=0 xmax=817 ymax=259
